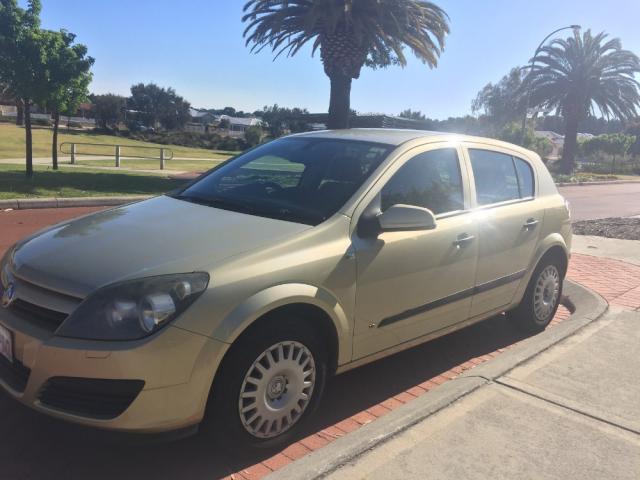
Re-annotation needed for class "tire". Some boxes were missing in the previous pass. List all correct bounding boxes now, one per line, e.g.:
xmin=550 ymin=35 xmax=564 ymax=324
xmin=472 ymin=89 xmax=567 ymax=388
xmin=510 ymin=256 xmax=564 ymax=333
xmin=203 ymin=317 xmax=327 ymax=449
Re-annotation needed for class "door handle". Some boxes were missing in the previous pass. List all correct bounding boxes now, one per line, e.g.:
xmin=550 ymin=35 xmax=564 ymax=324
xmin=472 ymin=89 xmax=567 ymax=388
xmin=523 ymin=218 xmax=539 ymax=230
xmin=453 ymin=233 xmax=475 ymax=249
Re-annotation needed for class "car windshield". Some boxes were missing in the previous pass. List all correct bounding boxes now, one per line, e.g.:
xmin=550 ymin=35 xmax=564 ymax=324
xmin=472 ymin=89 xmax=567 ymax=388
xmin=172 ymin=137 xmax=393 ymax=225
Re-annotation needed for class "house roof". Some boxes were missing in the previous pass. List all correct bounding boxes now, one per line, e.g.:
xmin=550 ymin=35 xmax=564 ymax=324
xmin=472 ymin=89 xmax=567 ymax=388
xmin=535 ymin=130 xmax=564 ymax=139
xmin=219 ymin=115 xmax=261 ymax=126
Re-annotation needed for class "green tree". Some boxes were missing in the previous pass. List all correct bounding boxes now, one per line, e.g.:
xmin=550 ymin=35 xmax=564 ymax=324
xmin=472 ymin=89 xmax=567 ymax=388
xmin=580 ymin=133 xmax=635 ymax=173
xmin=399 ymin=109 xmax=426 ymax=121
xmin=0 ymin=0 xmax=46 ymax=177
xmin=259 ymin=104 xmax=309 ymax=137
xmin=91 ymin=93 xmax=126 ymax=129
xmin=243 ymin=0 xmax=449 ymax=129
xmin=472 ymin=67 xmax=526 ymax=129
xmin=128 ymin=83 xmax=191 ymax=131
xmin=244 ymin=125 xmax=263 ymax=147
xmin=624 ymin=121 xmax=640 ymax=158
xmin=527 ymin=30 xmax=640 ymax=173
xmin=497 ymin=122 xmax=553 ymax=159
xmin=42 ymin=29 xmax=93 ymax=169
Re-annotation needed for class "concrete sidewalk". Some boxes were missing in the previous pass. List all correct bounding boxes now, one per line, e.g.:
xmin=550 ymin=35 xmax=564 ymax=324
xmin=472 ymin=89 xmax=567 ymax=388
xmin=572 ymin=235 xmax=640 ymax=266
xmin=276 ymin=307 xmax=640 ymax=480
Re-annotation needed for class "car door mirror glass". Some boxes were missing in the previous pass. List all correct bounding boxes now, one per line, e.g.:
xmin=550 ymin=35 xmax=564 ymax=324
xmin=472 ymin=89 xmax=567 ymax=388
xmin=378 ymin=204 xmax=437 ymax=232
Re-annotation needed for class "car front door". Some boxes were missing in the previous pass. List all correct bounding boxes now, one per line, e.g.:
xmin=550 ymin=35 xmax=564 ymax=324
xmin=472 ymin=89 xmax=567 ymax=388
xmin=464 ymin=145 xmax=543 ymax=317
xmin=351 ymin=145 xmax=478 ymax=360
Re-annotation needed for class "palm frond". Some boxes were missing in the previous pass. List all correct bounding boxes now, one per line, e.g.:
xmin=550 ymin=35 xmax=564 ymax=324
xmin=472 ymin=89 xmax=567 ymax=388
xmin=525 ymin=29 xmax=640 ymax=121
xmin=242 ymin=0 xmax=450 ymax=78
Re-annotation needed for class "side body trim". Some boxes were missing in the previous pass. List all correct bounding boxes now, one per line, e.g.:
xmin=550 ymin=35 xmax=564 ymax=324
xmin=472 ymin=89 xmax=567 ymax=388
xmin=378 ymin=269 xmax=527 ymax=328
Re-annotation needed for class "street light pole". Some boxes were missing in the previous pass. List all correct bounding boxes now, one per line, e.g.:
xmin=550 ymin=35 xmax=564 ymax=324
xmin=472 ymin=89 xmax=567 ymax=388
xmin=520 ymin=25 xmax=581 ymax=144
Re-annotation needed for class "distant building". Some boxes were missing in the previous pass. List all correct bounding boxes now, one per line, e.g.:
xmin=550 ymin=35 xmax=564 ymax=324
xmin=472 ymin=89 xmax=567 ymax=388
xmin=0 ymin=104 xmax=17 ymax=117
xmin=189 ymin=108 xmax=217 ymax=124
xmin=535 ymin=130 xmax=595 ymax=159
xmin=218 ymin=115 xmax=262 ymax=133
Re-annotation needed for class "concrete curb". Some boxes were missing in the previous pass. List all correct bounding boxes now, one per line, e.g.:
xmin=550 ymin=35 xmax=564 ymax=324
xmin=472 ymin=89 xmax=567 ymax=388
xmin=556 ymin=180 xmax=640 ymax=187
xmin=0 ymin=195 xmax=152 ymax=210
xmin=268 ymin=280 xmax=608 ymax=480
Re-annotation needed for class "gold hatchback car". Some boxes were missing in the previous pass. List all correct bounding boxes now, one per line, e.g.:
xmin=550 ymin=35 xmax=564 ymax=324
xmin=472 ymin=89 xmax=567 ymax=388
xmin=0 ymin=129 xmax=571 ymax=446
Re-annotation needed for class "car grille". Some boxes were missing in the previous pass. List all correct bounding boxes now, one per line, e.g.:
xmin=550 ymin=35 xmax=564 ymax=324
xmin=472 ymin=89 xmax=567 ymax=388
xmin=38 ymin=377 xmax=145 ymax=420
xmin=8 ymin=299 xmax=68 ymax=332
xmin=4 ymin=275 xmax=80 ymax=333
xmin=0 ymin=354 xmax=31 ymax=393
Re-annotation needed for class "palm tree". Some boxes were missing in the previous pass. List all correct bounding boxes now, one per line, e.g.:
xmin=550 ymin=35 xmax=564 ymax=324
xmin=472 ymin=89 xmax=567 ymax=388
xmin=242 ymin=0 xmax=449 ymax=129
xmin=527 ymin=30 xmax=640 ymax=173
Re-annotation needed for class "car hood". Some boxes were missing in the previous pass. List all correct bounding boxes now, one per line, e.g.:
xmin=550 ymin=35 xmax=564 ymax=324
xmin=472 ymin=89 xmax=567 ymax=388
xmin=12 ymin=196 xmax=311 ymax=298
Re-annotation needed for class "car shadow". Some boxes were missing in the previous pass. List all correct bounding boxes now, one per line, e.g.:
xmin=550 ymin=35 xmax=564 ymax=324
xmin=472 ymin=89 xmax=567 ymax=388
xmin=0 ymin=313 xmax=537 ymax=480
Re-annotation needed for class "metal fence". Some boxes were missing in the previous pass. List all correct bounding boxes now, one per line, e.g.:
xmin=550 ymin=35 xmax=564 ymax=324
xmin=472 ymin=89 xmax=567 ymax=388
xmin=60 ymin=142 xmax=174 ymax=169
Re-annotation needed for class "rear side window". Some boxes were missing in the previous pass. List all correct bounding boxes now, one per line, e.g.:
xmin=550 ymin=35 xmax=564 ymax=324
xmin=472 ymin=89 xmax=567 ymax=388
xmin=469 ymin=149 xmax=534 ymax=206
xmin=381 ymin=148 xmax=464 ymax=215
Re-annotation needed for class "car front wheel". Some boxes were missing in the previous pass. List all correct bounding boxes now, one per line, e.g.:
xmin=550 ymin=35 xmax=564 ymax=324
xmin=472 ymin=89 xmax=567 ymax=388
xmin=204 ymin=319 xmax=327 ymax=448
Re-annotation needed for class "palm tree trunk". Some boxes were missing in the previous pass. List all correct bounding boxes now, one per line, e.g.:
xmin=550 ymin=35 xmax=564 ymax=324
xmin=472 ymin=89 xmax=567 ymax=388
xmin=52 ymin=111 xmax=60 ymax=170
xmin=24 ymin=100 xmax=33 ymax=178
xmin=16 ymin=99 xmax=24 ymax=126
xmin=561 ymin=113 xmax=580 ymax=174
xmin=327 ymin=74 xmax=352 ymax=129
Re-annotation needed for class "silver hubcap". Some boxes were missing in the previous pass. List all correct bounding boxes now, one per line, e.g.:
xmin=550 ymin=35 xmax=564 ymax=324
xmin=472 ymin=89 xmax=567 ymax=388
xmin=238 ymin=341 xmax=316 ymax=439
xmin=533 ymin=265 xmax=560 ymax=323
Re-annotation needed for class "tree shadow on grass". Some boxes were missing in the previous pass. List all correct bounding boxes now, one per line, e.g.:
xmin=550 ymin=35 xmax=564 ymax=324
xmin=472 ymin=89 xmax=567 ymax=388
xmin=0 ymin=169 xmax=187 ymax=198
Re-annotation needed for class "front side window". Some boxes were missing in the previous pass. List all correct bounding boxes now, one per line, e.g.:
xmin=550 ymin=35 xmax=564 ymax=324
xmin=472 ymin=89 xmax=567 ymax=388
xmin=175 ymin=137 xmax=392 ymax=225
xmin=381 ymin=148 xmax=464 ymax=215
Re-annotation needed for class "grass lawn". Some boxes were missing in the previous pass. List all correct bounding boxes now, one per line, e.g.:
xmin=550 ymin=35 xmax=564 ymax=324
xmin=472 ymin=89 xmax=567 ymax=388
xmin=0 ymin=123 xmax=238 ymax=160
xmin=0 ymin=164 xmax=190 ymax=199
xmin=75 ymin=158 xmax=224 ymax=172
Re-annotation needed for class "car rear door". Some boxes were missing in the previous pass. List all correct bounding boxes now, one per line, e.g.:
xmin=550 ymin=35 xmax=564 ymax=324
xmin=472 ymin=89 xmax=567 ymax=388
xmin=463 ymin=144 xmax=544 ymax=318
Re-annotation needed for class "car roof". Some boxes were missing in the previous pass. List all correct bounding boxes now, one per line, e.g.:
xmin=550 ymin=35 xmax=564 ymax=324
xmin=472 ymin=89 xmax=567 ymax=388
xmin=290 ymin=128 xmax=535 ymax=157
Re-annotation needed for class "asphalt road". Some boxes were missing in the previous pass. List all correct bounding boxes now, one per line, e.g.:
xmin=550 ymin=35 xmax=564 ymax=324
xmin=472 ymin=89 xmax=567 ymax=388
xmin=558 ymin=182 xmax=640 ymax=221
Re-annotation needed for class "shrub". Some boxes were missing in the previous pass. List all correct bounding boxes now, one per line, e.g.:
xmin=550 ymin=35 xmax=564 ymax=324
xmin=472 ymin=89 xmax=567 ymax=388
xmin=31 ymin=118 xmax=52 ymax=126
xmin=244 ymin=126 xmax=263 ymax=147
xmin=130 ymin=130 xmax=246 ymax=152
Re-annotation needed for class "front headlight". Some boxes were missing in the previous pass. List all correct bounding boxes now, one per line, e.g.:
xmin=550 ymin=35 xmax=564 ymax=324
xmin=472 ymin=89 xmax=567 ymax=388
xmin=56 ymin=273 xmax=209 ymax=341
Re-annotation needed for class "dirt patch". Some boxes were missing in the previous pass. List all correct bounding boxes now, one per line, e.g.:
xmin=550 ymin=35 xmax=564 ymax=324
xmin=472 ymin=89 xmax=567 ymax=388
xmin=572 ymin=217 xmax=640 ymax=240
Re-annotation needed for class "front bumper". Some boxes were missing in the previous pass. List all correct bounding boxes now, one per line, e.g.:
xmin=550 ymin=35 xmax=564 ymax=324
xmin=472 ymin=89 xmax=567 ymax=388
xmin=0 ymin=306 xmax=229 ymax=433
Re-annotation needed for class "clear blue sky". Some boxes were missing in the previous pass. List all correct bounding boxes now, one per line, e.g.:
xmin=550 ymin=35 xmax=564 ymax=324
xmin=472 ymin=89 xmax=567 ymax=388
xmin=32 ymin=0 xmax=640 ymax=119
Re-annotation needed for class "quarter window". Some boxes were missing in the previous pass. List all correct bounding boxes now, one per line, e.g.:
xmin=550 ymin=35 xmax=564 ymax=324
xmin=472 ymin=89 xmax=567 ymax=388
xmin=381 ymin=148 xmax=464 ymax=215
xmin=470 ymin=149 xmax=534 ymax=206
xmin=514 ymin=157 xmax=534 ymax=198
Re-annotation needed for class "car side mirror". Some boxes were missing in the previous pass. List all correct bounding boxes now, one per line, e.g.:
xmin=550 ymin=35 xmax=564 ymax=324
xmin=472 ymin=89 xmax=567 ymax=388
xmin=378 ymin=204 xmax=437 ymax=232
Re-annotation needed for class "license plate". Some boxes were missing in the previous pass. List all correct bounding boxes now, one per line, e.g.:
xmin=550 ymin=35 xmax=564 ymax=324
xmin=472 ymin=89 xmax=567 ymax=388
xmin=0 ymin=324 xmax=13 ymax=364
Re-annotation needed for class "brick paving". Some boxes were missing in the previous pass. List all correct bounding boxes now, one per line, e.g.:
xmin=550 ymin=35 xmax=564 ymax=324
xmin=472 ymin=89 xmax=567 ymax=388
xmin=568 ymin=253 xmax=640 ymax=311
xmin=1 ymin=208 xmax=640 ymax=479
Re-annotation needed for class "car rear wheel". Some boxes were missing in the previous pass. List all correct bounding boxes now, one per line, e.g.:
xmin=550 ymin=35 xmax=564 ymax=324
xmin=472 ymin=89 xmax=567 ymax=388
xmin=204 ymin=319 xmax=327 ymax=448
xmin=510 ymin=257 xmax=563 ymax=332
